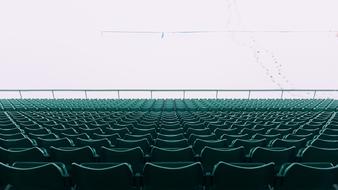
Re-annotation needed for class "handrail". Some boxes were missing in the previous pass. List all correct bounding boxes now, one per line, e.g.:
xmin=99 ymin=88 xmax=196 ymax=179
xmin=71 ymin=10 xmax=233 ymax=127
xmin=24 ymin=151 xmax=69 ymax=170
xmin=0 ymin=89 xmax=337 ymax=92
xmin=0 ymin=89 xmax=337 ymax=99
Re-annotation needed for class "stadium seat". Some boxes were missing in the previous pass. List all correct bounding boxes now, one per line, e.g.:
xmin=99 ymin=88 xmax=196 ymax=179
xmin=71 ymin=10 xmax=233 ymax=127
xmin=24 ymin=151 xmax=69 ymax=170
xmin=309 ymin=139 xmax=338 ymax=148
xmin=0 ymin=137 xmax=36 ymax=148
xmin=29 ymin=133 xmax=58 ymax=139
xmin=150 ymin=146 xmax=194 ymax=162
xmin=200 ymin=146 xmax=245 ymax=172
xmin=321 ymin=128 xmax=338 ymax=136
xmin=72 ymin=163 xmax=136 ymax=190
xmin=300 ymin=146 xmax=338 ymax=164
xmin=185 ymin=128 xmax=212 ymax=136
xmin=317 ymin=134 xmax=338 ymax=141
xmin=8 ymin=162 xmax=68 ymax=190
xmin=230 ymin=139 xmax=266 ymax=154
xmin=212 ymin=162 xmax=275 ymax=190
xmin=0 ymin=162 xmax=11 ymax=189
xmin=91 ymin=133 xmax=120 ymax=145
xmin=49 ymin=146 xmax=96 ymax=166
xmin=100 ymin=146 xmax=144 ymax=173
xmin=214 ymin=128 xmax=240 ymax=138
xmin=50 ymin=127 xmax=77 ymax=136
xmin=76 ymin=138 xmax=113 ymax=152
xmin=0 ymin=128 xmax=22 ymax=135
xmin=36 ymin=137 xmax=74 ymax=148
xmin=192 ymin=139 xmax=228 ymax=154
xmin=124 ymin=134 xmax=154 ymax=144
xmin=156 ymin=133 xmax=185 ymax=141
xmin=278 ymin=163 xmax=338 ymax=190
xmin=117 ymin=138 xmax=151 ymax=153
xmin=23 ymin=127 xmax=50 ymax=135
xmin=159 ymin=128 xmax=184 ymax=135
xmin=283 ymin=133 xmax=314 ymax=140
xmin=268 ymin=138 xmax=306 ymax=149
xmin=77 ymin=127 xmax=104 ymax=136
xmin=0 ymin=147 xmax=46 ymax=163
xmin=104 ymin=127 xmax=130 ymax=138
xmin=249 ymin=146 xmax=296 ymax=167
xmin=143 ymin=162 xmax=204 ymax=190
xmin=154 ymin=139 xmax=189 ymax=148
xmin=221 ymin=134 xmax=251 ymax=142
xmin=131 ymin=128 xmax=157 ymax=138
xmin=251 ymin=133 xmax=281 ymax=141
xmin=188 ymin=134 xmax=217 ymax=144
xmin=0 ymin=133 xmax=25 ymax=140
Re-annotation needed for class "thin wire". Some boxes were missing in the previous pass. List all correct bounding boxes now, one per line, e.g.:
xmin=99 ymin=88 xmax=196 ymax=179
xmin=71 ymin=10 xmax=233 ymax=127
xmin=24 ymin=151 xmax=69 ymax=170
xmin=101 ymin=30 xmax=338 ymax=34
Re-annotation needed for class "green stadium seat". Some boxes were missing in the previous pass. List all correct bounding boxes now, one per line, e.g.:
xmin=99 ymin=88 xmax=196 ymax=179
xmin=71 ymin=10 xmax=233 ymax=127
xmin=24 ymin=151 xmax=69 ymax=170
xmin=124 ymin=134 xmax=154 ymax=144
xmin=0 ymin=128 xmax=22 ymax=135
xmin=0 ymin=133 xmax=25 ymax=140
xmin=159 ymin=128 xmax=184 ymax=135
xmin=268 ymin=138 xmax=306 ymax=149
xmin=0 ymin=147 xmax=46 ymax=163
xmin=200 ymin=147 xmax=245 ymax=172
xmin=8 ymin=162 xmax=68 ymax=190
xmin=91 ymin=133 xmax=120 ymax=145
xmin=310 ymin=139 xmax=338 ymax=148
xmin=157 ymin=133 xmax=185 ymax=141
xmin=249 ymin=146 xmax=296 ymax=167
xmin=72 ymin=162 xmax=136 ymax=190
xmin=143 ymin=162 xmax=203 ymax=190
xmin=154 ymin=139 xmax=189 ymax=148
xmin=100 ymin=146 xmax=144 ymax=173
xmin=211 ymin=162 xmax=275 ymax=190
xmin=76 ymin=138 xmax=113 ymax=152
xmin=300 ymin=146 xmax=338 ymax=164
xmin=0 ymin=137 xmax=36 ymax=149
xmin=36 ymin=137 xmax=74 ymax=148
xmin=150 ymin=146 xmax=194 ymax=162
xmin=278 ymin=163 xmax=338 ymax=190
xmin=230 ymin=139 xmax=266 ymax=154
xmin=188 ymin=134 xmax=217 ymax=144
xmin=49 ymin=146 xmax=96 ymax=166
xmin=117 ymin=138 xmax=150 ymax=153
xmin=192 ymin=139 xmax=228 ymax=154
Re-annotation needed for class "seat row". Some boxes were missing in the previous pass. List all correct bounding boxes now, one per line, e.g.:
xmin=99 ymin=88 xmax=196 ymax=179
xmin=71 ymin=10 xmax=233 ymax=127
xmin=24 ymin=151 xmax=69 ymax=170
xmin=1 ymin=146 xmax=338 ymax=171
xmin=6 ymin=110 xmax=335 ymax=131
xmin=1 ymin=98 xmax=337 ymax=110
xmin=1 ymin=161 xmax=338 ymax=190
xmin=1 ymin=132 xmax=338 ymax=153
xmin=2 ymin=125 xmax=338 ymax=144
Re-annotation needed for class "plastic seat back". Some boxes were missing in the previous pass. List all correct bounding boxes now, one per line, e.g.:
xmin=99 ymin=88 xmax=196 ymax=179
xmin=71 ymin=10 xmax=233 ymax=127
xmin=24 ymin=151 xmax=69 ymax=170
xmin=143 ymin=162 xmax=203 ymax=190
xmin=72 ymin=163 xmax=135 ymax=190
xmin=151 ymin=146 xmax=194 ymax=162
xmin=212 ymin=162 xmax=275 ymax=190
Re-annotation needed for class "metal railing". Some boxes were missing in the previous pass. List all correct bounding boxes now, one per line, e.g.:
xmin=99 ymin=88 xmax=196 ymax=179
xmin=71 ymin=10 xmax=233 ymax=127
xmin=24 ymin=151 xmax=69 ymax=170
xmin=0 ymin=89 xmax=337 ymax=99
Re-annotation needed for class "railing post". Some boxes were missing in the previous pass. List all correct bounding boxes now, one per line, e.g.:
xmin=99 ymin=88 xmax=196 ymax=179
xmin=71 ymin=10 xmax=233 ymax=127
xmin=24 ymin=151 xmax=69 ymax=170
xmin=313 ymin=90 xmax=317 ymax=99
xmin=281 ymin=90 xmax=284 ymax=99
xmin=248 ymin=90 xmax=251 ymax=99
xmin=183 ymin=90 xmax=186 ymax=99
xmin=19 ymin=90 xmax=23 ymax=99
xmin=117 ymin=90 xmax=120 ymax=99
xmin=216 ymin=90 xmax=219 ymax=99
xmin=84 ymin=90 xmax=88 ymax=99
xmin=52 ymin=90 xmax=55 ymax=99
xmin=150 ymin=90 xmax=153 ymax=99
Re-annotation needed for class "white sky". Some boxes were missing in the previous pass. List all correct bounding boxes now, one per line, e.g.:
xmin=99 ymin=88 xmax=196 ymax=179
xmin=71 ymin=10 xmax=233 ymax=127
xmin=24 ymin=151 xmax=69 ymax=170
xmin=0 ymin=0 xmax=338 ymax=92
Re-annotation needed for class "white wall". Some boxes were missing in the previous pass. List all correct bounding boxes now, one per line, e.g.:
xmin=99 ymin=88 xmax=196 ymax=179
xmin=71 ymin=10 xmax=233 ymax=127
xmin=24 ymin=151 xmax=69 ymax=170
xmin=0 ymin=0 xmax=337 ymax=90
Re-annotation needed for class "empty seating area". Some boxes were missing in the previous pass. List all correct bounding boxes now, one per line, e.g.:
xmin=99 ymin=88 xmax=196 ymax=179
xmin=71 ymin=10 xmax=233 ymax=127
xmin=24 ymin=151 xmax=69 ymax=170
xmin=0 ymin=98 xmax=337 ymax=111
xmin=1 ymin=99 xmax=338 ymax=189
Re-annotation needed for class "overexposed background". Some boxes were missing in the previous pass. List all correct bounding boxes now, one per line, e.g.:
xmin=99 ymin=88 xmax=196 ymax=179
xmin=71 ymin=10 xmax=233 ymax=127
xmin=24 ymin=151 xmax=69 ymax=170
xmin=0 ymin=0 xmax=337 ymax=93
